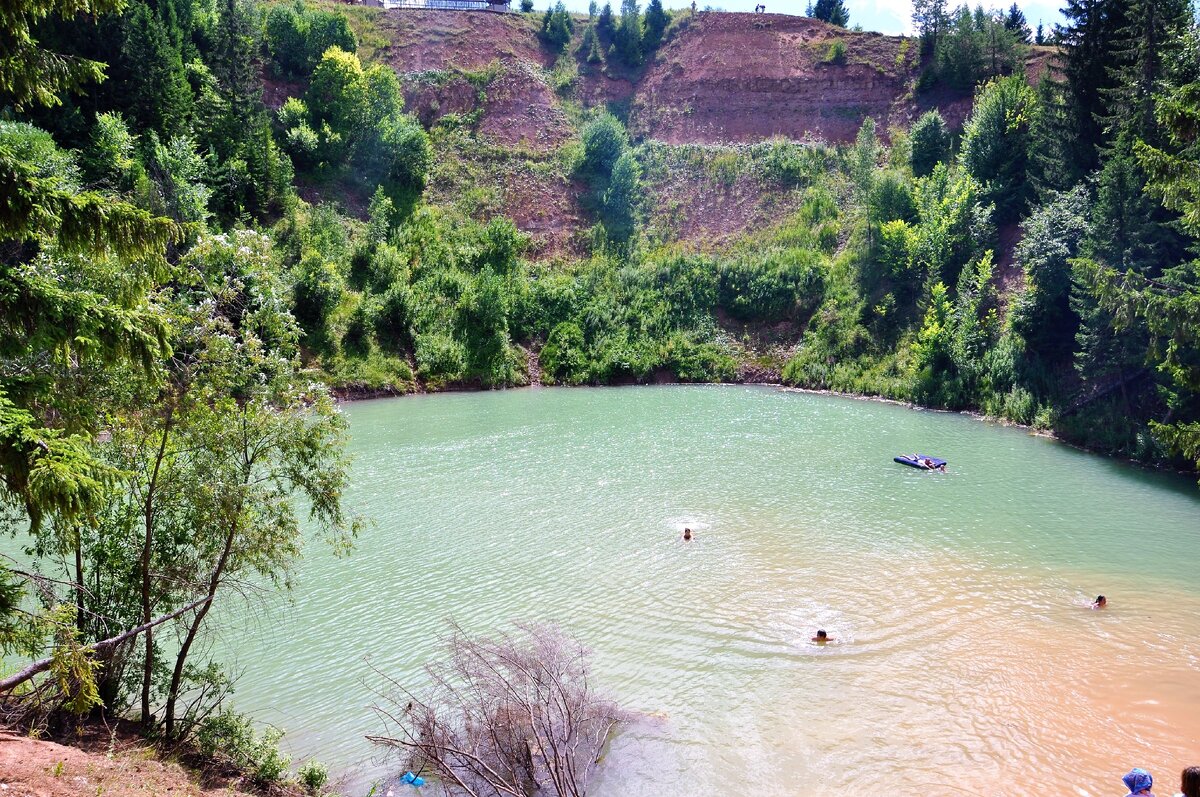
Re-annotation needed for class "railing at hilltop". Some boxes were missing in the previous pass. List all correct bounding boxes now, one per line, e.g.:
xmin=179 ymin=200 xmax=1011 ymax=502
xmin=383 ymin=0 xmax=511 ymax=10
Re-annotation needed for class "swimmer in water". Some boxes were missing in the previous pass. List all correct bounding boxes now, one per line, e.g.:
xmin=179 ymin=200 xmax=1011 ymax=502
xmin=1092 ymin=594 xmax=1107 ymax=609
xmin=682 ymin=528 xmax=693 ymax=541
xmin=811 ymin=629 xmax=833 ymax=644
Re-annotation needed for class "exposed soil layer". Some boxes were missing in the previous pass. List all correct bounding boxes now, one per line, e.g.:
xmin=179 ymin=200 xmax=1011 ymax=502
xmin=372 ymin=8 xmax=549 ymax=72
xmin=0 ymin=730 xmax=279 ymax=797
xmin=327 ymin=6 xmax=1054 ymax=257
xmin=478 ymin=61 xmax=574 ymax=152
xmin=633 ymin=13 xmax=916 ymax=144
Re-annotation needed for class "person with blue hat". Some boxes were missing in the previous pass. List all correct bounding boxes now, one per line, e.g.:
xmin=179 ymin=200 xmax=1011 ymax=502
xmin=1123 ymin=767 xmax=1155 ymax=797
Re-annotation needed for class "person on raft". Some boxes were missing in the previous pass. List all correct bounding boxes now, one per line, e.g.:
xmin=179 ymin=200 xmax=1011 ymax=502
xmin=682 ymin=528 xmax=693 ymax=541
xmin=812 ymin=629 xmax=833 ymax=644
xmin=1092 ymin=594 xmax=1107 ymax=609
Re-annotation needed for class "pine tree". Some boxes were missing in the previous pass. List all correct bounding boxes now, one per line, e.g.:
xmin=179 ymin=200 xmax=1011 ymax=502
xmin=597 ymin=2 xmax=616 ymax=40
xmin=1028 ymin=75 xmax=1083 ymax=196
xmin=614 ymin=0 xmax=644 ymax=67
xmin=209 ymin=0 xmax=262 ymax=146
xmin=809 ymin=0 xmax=849 ymax=28
xmin=643 ymin=0 xmax=670 ymax=53
xmin=911 ymin=0 xmax=948 ymax=52
xmin=119 ymin=2 xmax=192 ymax=138
xmin=1035 ymin=23 xmax=1045 ymax=45
xmin=1056 ymin=0 xmax=1128 ymax=175
xmin=1003 ymin=3 xmax=1031 ymax=43
xmin=1103 ymin=0 xmax=1193 ymax=143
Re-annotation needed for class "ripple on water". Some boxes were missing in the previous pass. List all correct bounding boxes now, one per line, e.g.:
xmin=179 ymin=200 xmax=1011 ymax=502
xmin=214 ymin=387 xmax=1200 ymax=796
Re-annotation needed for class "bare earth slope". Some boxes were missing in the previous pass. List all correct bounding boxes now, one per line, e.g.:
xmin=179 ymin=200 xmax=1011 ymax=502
xmin=632 ymin=13 xmax=919 ymax=144
xmin=329 ymin=6 xmax=1048 ymax=254
xmin=0 ymin=732 xmax=267 ymax=797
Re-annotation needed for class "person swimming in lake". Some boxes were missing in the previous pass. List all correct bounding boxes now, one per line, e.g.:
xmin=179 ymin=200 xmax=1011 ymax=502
xmin=1092 ymin=594 xmax=1107 ymax=609
xmin=811 ymin=629 xmax=833 ymax=644
xmin=682 ymin=528 xmax=693 ymax=541
xmin=1122 ymin=767 xmax=1155 ymax=797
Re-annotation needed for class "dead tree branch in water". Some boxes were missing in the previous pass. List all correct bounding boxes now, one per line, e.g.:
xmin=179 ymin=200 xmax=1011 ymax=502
xmin=368 ymin=622 xmax=627 ymax=797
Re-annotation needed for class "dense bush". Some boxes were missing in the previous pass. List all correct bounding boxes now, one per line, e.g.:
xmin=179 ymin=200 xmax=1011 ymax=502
xmin=197 ymin=712 xmax=291 ymax=784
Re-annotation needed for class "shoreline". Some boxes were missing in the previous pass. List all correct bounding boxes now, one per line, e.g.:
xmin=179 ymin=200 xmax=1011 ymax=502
xmin=330 ymin=378 xmax=1198 ymax=484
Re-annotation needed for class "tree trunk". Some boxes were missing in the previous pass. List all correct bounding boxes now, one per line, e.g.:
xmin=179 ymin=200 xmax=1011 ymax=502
xmin=0 ymin=596 xmax=209 ymax=695
xmin=74 ymin=527 xmax=84 ymax=636
xmin=141 ymin=406 xmax=174 ymax=727
xmin=164 ymin=518 xmax=237 ymax=738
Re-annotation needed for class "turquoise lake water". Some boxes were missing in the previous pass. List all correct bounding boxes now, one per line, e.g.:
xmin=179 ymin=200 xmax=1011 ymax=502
xmin=215 ymin=385 xmax=1200 ymax=796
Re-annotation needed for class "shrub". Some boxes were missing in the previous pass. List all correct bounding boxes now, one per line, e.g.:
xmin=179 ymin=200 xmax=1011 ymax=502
xmin=374 ymin=284 xmax=414 ymax=352
xmin=825 ymin=39 xmax=847 ymax=64
xmin=297 ymin=759 xmax=329 ymax=792
xmin=379 ymin=114 xmax=432 ymax=188
xmin=541 ymin=321 xmax=588 ymax=384
xmin=910 ymin=110 xmax=950 ymax=177
xmin=578 ymin=112 xmax=628 ymax=175
xmin=416 ymin=332 xmax=467 ymax=383
xmin=718 ymin=250 xmax=823 ymax=322
xmin=285 ymin=124 xmax=320 ymax=170
xmin=196 ymin=712 xmax=291 ymax=784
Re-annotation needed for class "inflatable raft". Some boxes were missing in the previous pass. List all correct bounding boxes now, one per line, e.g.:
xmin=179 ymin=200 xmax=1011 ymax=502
xmin=894 ymin=454 xmax=946 ymax=470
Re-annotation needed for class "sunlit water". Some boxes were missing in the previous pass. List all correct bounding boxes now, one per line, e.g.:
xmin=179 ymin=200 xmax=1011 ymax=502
xmin=214 ymin=385 xmax=1200 ymax=796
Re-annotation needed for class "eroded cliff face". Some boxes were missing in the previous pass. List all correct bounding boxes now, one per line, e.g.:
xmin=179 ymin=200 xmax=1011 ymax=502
xmin=323 ymin=7 xmax=1046 ymax=254
xmin=371 ymin=8 xmax=932 ymax=148
xmin=630 ymin=13 xmax=920 ymax=144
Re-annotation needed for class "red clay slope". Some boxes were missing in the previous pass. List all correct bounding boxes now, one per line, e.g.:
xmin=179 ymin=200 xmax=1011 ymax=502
xmin=632 ymin=12 xmax=920 ymax=144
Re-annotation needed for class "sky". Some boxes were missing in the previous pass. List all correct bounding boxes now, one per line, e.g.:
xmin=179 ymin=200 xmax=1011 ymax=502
xmin=553 ymin=0 xmax=1067 ymax=36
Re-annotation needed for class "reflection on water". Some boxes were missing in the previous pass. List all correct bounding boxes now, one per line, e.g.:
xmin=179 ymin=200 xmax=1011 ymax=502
xmin=217 ymin=386 xmax=1200 ymax=797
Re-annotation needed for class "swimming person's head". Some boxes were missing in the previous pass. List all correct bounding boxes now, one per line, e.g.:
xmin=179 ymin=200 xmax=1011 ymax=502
xmin=1181 ymin=766 xmax=1200 ymax=797
xmin=682 ymin=528 xmax=692 ymax=541
xmin=1094 ymin=594 xmax=1107 ymax=608
xmin=816 ymin=630 xmax=827 ymax=640
xmin=1122 ymin=767 xmax=1153 ymax=795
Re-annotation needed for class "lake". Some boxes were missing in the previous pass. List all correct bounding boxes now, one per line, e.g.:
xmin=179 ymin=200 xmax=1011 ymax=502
xmin=218 ymin=385 xmax=1200 ymax=796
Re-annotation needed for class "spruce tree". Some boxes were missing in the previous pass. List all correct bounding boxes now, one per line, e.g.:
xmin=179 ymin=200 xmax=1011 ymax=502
xmin=643 ymin=0 xmax=670 ymax=53
xmin=1056 ymin=0 xmax=1128 ymax=175
xmin=1003 ymin=3 xmax=1031 ymax=43
xmin=1103 ymin=0 xmax=1193 ymax=143
xmin=809 ymin=0 xmax=849 ymax=28
xmin=597 ymin=2 xmax=616 ymax=40
xmin=910 ymin=110 xmax=950 ymax=177
xmin=615 ymin=0 xmax=644 ymax=67
xmin=120 ymin=2 xmax=192 ymax=138
xmin=1028 ymin=76 xmax=1083 ymax=196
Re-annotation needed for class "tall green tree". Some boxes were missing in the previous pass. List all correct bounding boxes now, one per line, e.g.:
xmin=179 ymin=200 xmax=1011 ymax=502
xmin=1003 ymin=3 xmax=1031 ymax=43
xmin=959 ymin=75 xmax=1035 ymax=224
xmin=643 ymin=0 xmax=670 ymax=52
xmin=119 ymin=2 xmax=193 ymax=138
xmin=912 ymin=0 xmax=948 ymax=51
xmin=1056 ymin=0 xmax=1127 ymax=175
xmin=910 ymin=110 xmax=951 ymax=177
xmin=809 ymin=0 xmax=849 ymax=27
xmin=614 ymin=0 xmax=644 ymax=67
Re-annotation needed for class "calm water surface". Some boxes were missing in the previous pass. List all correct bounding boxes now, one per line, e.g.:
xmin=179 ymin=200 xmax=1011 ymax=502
xmin=218 ymin=385 xmax=1200 ymax=796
